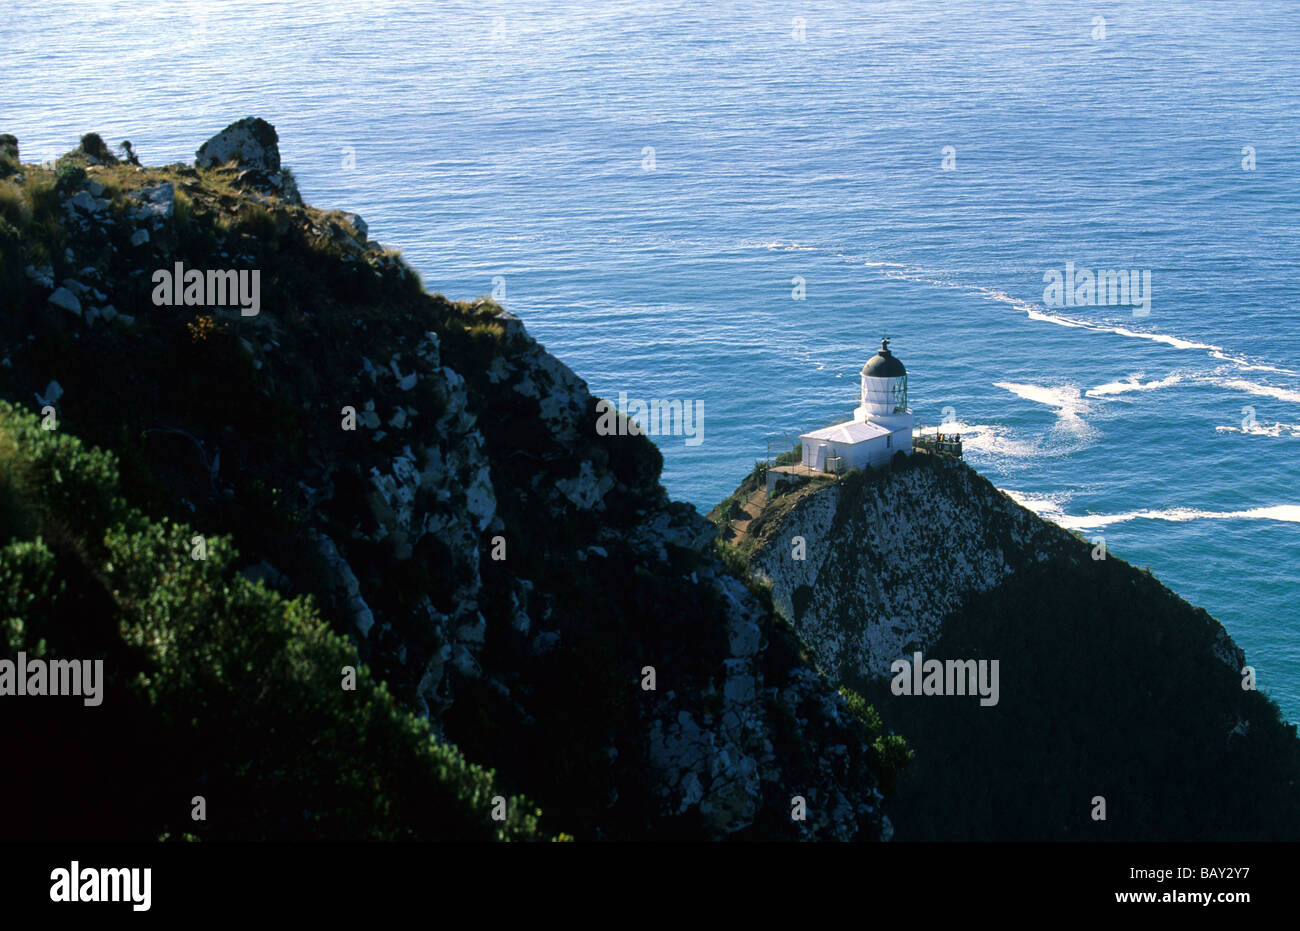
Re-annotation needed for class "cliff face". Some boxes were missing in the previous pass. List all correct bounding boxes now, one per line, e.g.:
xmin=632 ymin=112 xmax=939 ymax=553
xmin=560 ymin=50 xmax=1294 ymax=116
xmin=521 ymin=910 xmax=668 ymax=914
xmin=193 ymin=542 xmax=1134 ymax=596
xmin=0 ymin=122 xmax=892 ymax=840
xmin=747 ymin=459 xmax=1075 ymax=686
xmin=728 ymin=454 xmax=1300 ymax=840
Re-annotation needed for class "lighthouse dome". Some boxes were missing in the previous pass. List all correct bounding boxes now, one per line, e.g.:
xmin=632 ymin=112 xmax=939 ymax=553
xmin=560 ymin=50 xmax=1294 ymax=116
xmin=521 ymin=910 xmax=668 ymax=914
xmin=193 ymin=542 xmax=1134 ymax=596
xmin=861 ymin=339 xmax=906 ymax=377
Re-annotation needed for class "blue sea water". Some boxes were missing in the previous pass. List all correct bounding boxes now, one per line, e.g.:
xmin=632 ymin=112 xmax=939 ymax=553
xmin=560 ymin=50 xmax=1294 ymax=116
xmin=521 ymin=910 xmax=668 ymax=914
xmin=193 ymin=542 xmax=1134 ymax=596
xmin=5 ymin=0 xmax=1299 ymax=719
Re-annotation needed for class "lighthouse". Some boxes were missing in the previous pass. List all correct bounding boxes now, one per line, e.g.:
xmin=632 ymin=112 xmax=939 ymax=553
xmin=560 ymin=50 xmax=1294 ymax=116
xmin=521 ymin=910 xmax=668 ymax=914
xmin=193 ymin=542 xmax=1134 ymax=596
xmin=798 ymin=338 xmax=915 ymax=473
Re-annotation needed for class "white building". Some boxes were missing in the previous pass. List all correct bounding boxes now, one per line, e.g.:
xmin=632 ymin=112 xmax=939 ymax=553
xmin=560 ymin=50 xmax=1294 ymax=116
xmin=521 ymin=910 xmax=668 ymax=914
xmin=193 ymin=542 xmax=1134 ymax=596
xmin=799 ymin=338 xmax=914 ymax=472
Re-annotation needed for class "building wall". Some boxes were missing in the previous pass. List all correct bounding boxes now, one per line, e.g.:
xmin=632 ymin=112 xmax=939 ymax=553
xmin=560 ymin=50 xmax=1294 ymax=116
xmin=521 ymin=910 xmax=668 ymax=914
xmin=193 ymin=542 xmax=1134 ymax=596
xmin=841 ymin=435 xmax=888 ymax=469
xmin=801 ymin=429 xmax=913 ymax=473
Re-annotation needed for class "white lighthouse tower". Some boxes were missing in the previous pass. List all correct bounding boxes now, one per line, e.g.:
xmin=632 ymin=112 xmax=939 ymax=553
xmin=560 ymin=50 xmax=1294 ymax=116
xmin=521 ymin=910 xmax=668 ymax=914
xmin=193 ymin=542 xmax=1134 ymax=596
xmin=854 ymin=338 xmax=912 ymax=430
xmin=798 ymin=338 xmax=914 ymax=473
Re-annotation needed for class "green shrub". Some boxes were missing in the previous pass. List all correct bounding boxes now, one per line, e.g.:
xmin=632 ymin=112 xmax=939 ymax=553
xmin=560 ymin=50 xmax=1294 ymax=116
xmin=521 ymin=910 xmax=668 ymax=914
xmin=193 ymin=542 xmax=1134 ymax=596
xmin=773 ymin=443 xmax=801 ymax=467
xmin=79 ymin=133 xmax=116 ymax=163
xmin=717 ymin=494 xmax=743 ymax=523
xmin=871 ymin=734 xmax=915 ymax=796
xmin=839 ymin=685 xmax=883 ymax=735
xmin=839 ymin=686 xmax=911 ymax=796
xmin=56 ymin=162 xmax=86 ymax=191
xmin=0 ymin=401 xmax=547 ymax=841
xmin=0 ymin=134 xmax=17 ymax=178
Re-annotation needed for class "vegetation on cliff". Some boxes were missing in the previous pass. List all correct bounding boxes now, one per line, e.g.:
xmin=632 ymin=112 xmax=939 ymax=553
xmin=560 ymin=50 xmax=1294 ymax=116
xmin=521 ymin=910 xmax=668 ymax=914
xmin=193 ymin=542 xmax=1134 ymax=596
xmin=0 ymin=122 xmax=895 ymax=841
xmin=0 ymin=401 xmax=542 ymax=840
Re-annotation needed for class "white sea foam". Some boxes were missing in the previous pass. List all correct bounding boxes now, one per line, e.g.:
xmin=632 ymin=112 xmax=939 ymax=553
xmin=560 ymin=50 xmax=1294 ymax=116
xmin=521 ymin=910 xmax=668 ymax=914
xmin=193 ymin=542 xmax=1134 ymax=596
xmin=1086 ymin=373 xmax=1185 ymax=397
xmin=1209 ymin=350 xmax=1298 ymax=375
xmin=917 ymin=422 xmax=1044 ymax=460
xmin=1081 ymin=371 xmax=1300 ymax=408
xmin=993 ymin=381 xmax=1094 ymax=437
xmin=1215 ymin=379 xmax=1300 ymax=405
xmin=746 ymin=240 xmax=814 ymax=251
xmin=1007 ymin=498 xmax=1300 ymax=531
xmin=1002 ymin=488 xmax=1073 ymax=516
xmin=1215 ymin=421 xmax=1300 ymax=437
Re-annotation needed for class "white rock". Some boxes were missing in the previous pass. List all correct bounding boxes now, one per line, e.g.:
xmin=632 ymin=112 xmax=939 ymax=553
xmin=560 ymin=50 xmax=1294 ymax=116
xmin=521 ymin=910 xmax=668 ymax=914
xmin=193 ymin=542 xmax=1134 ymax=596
xmin=338 ymin=212 xmax=368 ymax=238
xmin=35 ymin=380 xmax=63 ymax=406
xmin=132 ymin=182 xmax=174 ymax=221
xmin=68 ymin=190 xmax=107 ymax=213
xmin=314 ymin=534 xmax=376 ymax=638
xmin=555 ymin=460 xmax=614 ymax=511
xmin=24 ymin=265 xmax=54 ymax=287
xmin=130 ymin=228 xmax=150 ymax=246
xmin=48 ymin=287 xmax=82 ymax=316
xmin=195 ymin=117 xmax=281 ymax=172
xmin=464 ymin=465 xmax=497 ymax=532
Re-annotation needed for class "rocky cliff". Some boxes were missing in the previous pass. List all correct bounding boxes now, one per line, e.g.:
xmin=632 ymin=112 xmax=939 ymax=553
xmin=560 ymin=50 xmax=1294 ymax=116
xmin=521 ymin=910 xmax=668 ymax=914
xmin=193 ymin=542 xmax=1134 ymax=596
xmin=0 ymin=120 xmax=897 ymax=840
xmin=720 ymin=454 xmax=1300 ymax=840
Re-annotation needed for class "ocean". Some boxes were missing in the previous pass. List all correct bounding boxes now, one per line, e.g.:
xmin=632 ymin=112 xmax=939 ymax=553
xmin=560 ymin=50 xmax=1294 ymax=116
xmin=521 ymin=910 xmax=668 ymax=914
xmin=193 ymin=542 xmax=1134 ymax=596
xmin=5 ymin=0 xmax=1298 ymax=719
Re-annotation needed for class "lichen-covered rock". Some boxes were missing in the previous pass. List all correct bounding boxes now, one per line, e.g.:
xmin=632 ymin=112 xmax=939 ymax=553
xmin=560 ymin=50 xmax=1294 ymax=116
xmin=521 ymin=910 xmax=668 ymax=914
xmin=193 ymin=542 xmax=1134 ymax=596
xmin=195 ymin=116 xmax=282 ymax=172
xmin=132 ymin=182 xmax=174 ymax=221
xmin=748 ymin=460 xmax=1069 ymax=683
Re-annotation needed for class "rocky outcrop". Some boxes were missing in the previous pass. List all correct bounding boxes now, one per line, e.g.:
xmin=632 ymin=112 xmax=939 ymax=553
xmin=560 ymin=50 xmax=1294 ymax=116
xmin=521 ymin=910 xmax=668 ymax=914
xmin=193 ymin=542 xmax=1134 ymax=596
xmin=195 ymin=116 xmax=282 ymax=172
xmin=318 ymin=300 xmax=893 ymax=839
xmin=726 ymin=455 xmax=1300 ymax=840
xmin=748 ymin=458 xmax=1074 ymax=684
xmin=0 ymin=124 xmax=894 ymax=841
xmin=194 ymin=117 xmax=301 ymax=203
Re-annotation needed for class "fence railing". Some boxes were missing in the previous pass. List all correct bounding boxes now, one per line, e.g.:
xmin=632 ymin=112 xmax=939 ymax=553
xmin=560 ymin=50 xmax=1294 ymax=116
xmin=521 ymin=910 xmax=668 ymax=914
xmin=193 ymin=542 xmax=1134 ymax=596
xmin=914 ymin=432 xmax=963 ymax=457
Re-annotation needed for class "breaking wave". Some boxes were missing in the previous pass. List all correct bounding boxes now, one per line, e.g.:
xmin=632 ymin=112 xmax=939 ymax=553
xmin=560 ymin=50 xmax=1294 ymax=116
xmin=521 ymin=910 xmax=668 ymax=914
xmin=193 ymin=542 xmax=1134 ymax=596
xmin=1086 ymin=373 xmax=1185 ymax=397
xmin=1006 ymin=496 xmax=1300 ymax=531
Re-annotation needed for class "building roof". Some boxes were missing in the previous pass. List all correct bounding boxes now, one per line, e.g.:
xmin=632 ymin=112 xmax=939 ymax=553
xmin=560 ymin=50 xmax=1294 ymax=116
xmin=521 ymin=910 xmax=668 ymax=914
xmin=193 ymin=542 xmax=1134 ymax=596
xmin=861 ymin=338 xmax=906 ymax=378
xmin=800 ymin=420 xmax=892 ymax=443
